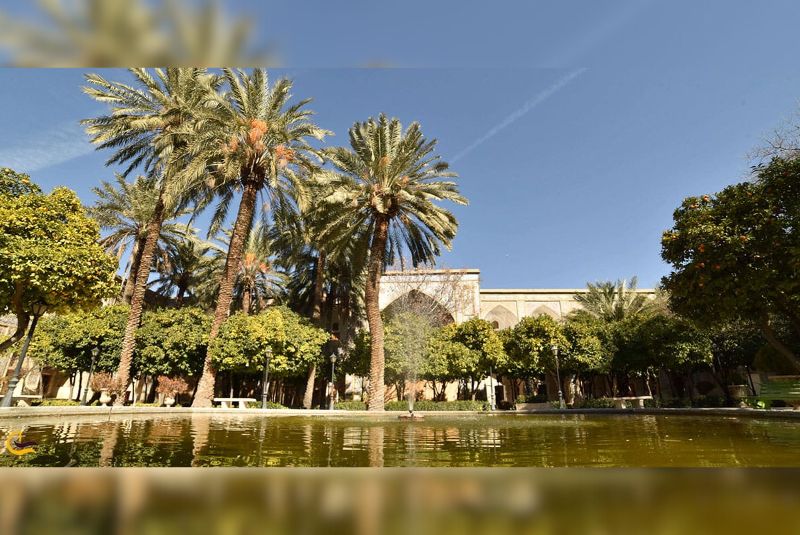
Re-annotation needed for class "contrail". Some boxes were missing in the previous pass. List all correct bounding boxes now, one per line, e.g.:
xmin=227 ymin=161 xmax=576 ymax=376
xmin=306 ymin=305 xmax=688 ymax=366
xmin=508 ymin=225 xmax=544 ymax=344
xmin=451 ymin=68 xmax=587 ymax=163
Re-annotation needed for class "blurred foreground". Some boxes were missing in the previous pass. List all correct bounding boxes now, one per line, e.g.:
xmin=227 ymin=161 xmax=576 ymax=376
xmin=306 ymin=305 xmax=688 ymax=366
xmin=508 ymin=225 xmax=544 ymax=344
xmin=0 ymin=468 xmax=798 ymax=534
xmin=0 ymin=0 xmax=274 ymax=66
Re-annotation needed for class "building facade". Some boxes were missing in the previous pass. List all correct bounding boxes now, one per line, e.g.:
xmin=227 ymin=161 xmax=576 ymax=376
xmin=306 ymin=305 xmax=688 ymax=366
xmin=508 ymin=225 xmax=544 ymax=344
xmin=367 ymin=268 xmax=655 ymax=403
xmin=379 ymin=268 xmax=654 ymax=327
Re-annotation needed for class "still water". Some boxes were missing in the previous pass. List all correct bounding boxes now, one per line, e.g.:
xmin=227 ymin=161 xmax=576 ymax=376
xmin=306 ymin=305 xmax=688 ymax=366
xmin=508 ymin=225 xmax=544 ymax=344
xmin=1 ymin=413 xmax=798 ymax=467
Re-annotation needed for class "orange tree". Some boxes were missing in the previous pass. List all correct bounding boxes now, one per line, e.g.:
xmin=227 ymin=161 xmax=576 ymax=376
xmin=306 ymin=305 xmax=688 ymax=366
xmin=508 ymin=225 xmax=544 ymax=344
xmin=661 ymin=157 xmax=800 ymax=370
xmin=0 ymin=178 xmax=117 ymax=354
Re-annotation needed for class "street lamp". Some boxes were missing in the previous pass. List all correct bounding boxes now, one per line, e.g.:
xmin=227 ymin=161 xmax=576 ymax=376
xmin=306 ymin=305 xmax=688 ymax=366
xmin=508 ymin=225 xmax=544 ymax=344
xmin=551 ymin=343 xmax=566 ymax=410
xmin=487 ymin=365 xmax=496 ymax=411
xmin=328 ymin=349 xmax=340 ymax=411
xmin=81 ymin=345 xmax=99 ymax=406
xmin=2 ymin=303 xmax=46 ymax=408
xmin=261 ymin=346 xmax=272 ymax=409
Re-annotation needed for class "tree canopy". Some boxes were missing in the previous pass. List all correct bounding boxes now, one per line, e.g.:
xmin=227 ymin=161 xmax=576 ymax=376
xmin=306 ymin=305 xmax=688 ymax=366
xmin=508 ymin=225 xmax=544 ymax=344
xmin=208 ymin=306 xmax=328 ymax=377
xmin=662 ymin=157 xmax=800 ymax=370
xmin=0 ymin=181 xmax=117 ymax=334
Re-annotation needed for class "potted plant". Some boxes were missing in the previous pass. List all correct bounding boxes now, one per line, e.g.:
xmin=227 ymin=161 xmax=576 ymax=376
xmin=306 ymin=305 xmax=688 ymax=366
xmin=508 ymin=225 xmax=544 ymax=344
xmin=90 ymin=372 xmax=114 ymax=406
xmin=155 ymin=376 xmax=189 ymax=407
xmin=727 ymin=372 xmax=750 ymax=407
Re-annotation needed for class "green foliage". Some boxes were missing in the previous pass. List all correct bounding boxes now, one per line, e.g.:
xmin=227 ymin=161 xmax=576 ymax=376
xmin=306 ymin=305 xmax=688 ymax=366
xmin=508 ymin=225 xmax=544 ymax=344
xmin=423 ymin=323 xmax=470 ymax=383
xmin=333 ymin=400 xmax=368 ymax=410
xmin=502 ymin=315 xmax=568 ymax=377
xmin=333 ymin=400 xmax=488 ymax=411
xmin=340 ymin=329 xmax=371 ymax=377
xmin=569 ymin=397 xmax=616 ymax=409
xmin=451 ymin=318 xmax=506 ymax=373
xmin=31 ymin=305 xmax=211 ymax=377
xmin=135 ymin=307 xmax=210 ymax=376
xmin=574 ymin=278 xmax=653 ymax=322
xmin=384 ymin=312 xmax=434 ymax=383
xmin=209 ymin=309 xmax=284 ymax=373
xmin=661 ymin=157 xmax=800 ymax=368
xmin=562 ymin=315 xmax=608 ymax=374
xmin=272 ymin=305 xmax=330 ymax=375
xmin=30 ymin=305 xmax=129 ymax=372
xmin=709 ymin=319 xmax=765 ymax=371
xmin=35 ymin=399 xmax=80 ymax=407
xmin=317 ymin=113 xmax=467 ymax=268
xmin=245 ymin=401 xmax=287 ymax=409
xmin=209 ymin=306 xmax=328 ymax=377
xmin=422 ymin=323 xmax=479 ymax=381
xmin=0 ymin=167 xmax=41 ymax=197
xmin=384 ymin=400 xmax=488 ymax=411
xmin=612 ymin=313 xmax=712 ymax=373
xmin=0 ymin=184 xmax=118 ymax=317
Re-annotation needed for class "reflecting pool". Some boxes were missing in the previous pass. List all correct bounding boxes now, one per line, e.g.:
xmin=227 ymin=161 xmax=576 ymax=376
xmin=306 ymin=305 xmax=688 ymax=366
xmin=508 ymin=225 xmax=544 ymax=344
xmin=1 ymin=413 xmax=798 ymax=467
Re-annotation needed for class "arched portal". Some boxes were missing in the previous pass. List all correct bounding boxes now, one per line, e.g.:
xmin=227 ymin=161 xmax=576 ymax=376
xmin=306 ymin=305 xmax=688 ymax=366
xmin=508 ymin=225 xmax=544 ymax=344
xmin=532 ymin=304 xmax=560 ymax=320
xmin=483 ymin=305 xmax=518 ymax=329
xmin=382 ymin=290 xmax=455 ymax=326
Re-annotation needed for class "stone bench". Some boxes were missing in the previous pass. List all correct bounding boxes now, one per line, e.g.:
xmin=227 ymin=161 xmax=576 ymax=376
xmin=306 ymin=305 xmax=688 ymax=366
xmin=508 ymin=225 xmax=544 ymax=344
xmin=611 ymin=396 xmax=652 ymax=409
xmin=213 ymin=397 xmax=256 ymax=409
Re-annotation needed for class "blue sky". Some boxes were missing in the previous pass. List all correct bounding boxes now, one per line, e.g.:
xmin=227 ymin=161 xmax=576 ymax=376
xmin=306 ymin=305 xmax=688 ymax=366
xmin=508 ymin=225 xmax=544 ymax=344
xmin=1 ymin=1 xmax=799 ymax=289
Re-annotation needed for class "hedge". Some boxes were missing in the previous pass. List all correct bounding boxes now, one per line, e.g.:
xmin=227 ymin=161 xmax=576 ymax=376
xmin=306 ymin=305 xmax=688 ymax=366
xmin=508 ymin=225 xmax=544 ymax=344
xmin=334 ymin=400 xmax=489 ymax=411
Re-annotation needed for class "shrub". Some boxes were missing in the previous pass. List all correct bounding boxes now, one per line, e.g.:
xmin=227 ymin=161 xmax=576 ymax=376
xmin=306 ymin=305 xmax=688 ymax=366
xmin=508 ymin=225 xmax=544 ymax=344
xmin=660 ymin=398 xmax=692 ymax=408
xmin=743 ymin=398 xmax=767 ymax=409
xmin=497 ymin=400 xmax=515 ymax=410
xmin=90 ymin=372 xmax=114 ymax=391
xmin=385 ymin=400 xmax=488 ymax=411
xmin=245 ymin=401 xmax=287 ymax=409
xmin=335 ymin=400 xmax=491 ymax=411
xmin=36 ymin=399 xmax=80 ymax=407
xmin=692 ymin=395 xmax=725 ymax=408
xmin=334 ymin=400 xmax=367 ymax=410
xmin=155 ymin=376 xmax=189 ymax=396
xmin=516 ymin=393 xmax=547 ymax=403
xmin=572 ymin=397 xmax=615 ymax=409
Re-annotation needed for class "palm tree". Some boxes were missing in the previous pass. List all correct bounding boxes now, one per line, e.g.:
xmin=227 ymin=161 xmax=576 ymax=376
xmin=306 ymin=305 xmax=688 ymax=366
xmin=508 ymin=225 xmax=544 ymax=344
xmin=269 ymin=192 xmax=364 ymax=408
xmin=574 ymin=277 xmax=654 ymax=322
xmin=175 ymin=68 xmax=329 ymax=407
xmin=206 ymin=222 xmax=287 ymax=314
xmin=89 ymin=174 xmax=189 ymax=303
xmin=317 ymin=114 xmax=467 ymax=410
xmin=83 ymin=68 xmax=214 ymax=403
xmin=150 ymin=226 xmax=218 ymax=306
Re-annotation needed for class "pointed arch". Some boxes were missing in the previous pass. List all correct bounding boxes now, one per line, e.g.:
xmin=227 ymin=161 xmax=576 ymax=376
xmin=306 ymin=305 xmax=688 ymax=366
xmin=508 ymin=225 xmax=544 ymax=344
xmin=531 ymin=304 xmax=560 ymax=319
xmin=483 ymin=305 xmax=518 ymax=329
xmin=382 ymin=290 xmax=455 ymax=326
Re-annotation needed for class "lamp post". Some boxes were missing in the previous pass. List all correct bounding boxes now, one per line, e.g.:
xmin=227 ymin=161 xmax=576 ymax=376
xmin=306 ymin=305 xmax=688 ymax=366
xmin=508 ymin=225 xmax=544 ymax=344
xmin=488 ymin=366 xmax=496 ymax=411
xmin=2 ymin=303 xmax=46 ymax=408
xmin=81 ymin=346 xmax=99 ymax=406
xmin=328 ymin=349 xmax=340 ymax=411
xmin=261 ymin=346 xmax=272 ymax=409
xmin=551 ymin=343 xmax=565 ymax=410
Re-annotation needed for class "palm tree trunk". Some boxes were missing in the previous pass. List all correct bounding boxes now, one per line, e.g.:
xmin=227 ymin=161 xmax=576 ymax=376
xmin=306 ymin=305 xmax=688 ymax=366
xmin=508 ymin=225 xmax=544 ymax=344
xmin=113 ymin=195 xmax=166 ymax=405
xmin=193 ymin=181 xmax=259 ymax=407
xmin=242 ymin=290 xmax=252 ymax=315
xmin=176 ymin=283 xmax=187 ymax=306
xmin=366 ymin=217 xmax=389 ymax=411
xmin=303 ymin=250 xmax=326 ymax=409
xmin=122 ymin=234 xmax=146 ymax=305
